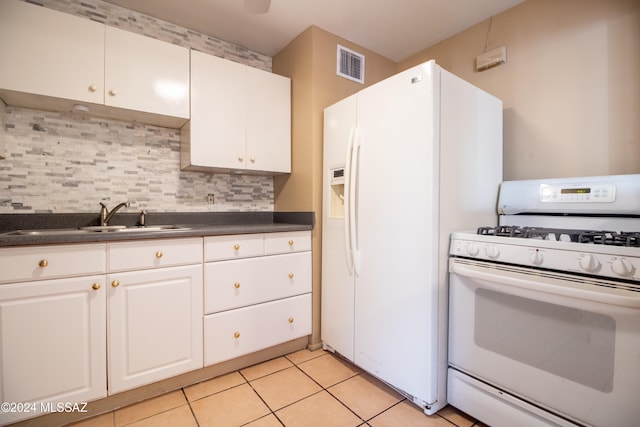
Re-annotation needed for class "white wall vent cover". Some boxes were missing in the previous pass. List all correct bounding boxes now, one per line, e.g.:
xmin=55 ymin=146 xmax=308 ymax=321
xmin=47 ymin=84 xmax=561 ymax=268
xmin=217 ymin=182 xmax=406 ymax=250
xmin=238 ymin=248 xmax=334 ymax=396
xmin=337 ymin=45 xmax=365 ymax=84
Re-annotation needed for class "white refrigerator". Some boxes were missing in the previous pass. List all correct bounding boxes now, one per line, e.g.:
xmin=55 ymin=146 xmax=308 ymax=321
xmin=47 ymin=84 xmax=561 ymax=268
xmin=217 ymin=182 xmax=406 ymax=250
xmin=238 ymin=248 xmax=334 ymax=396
xmin=321 ymin=60 xmax=502 ymax=414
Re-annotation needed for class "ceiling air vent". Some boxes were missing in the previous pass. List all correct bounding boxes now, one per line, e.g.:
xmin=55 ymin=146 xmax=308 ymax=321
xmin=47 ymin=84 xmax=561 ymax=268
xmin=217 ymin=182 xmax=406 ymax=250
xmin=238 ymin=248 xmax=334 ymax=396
xmin=337 ymin=45 xmax=365 ymax=84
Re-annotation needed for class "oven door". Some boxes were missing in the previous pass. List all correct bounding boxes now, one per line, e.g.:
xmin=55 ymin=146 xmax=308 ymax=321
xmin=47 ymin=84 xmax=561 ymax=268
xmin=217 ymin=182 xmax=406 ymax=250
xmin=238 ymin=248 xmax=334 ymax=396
xmin=448 ymin=257 xmax=640 ymax=427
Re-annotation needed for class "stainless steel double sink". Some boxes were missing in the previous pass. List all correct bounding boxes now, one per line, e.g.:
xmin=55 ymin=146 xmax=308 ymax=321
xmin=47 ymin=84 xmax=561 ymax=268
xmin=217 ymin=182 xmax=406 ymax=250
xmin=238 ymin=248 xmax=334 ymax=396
xmin=2 ymin=225 xmax=191 ymax=236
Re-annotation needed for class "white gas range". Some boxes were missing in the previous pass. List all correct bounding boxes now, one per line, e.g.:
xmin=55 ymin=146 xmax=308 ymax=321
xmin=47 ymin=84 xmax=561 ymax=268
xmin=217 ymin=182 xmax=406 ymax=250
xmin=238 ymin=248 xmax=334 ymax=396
xmin=447 ymin=174 xmax=640 ymax=427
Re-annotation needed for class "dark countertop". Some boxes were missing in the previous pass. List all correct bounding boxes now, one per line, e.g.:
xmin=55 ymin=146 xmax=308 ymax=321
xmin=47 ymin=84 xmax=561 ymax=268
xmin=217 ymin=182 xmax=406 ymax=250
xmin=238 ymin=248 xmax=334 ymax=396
xmin=0 ymin=212 xmax=314 ymax=247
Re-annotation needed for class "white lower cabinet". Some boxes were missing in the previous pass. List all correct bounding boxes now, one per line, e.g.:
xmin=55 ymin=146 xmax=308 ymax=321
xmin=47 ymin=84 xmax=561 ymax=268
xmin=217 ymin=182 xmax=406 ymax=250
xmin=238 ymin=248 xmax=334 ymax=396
xmin=0 ymin=230 xmax=311 ymax=424
xmin=203 ymin=231 xmax=312 ymax=366
xmin=107 ymin=238 xmax=203 ymax=394
xmin=0 ymin=274 xmax=107 ymax=425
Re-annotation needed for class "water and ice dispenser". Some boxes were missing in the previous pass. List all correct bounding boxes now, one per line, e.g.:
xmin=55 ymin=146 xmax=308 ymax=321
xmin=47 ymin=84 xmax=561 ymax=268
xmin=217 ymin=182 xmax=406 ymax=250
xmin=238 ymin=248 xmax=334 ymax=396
xmin=328 ymin=167 xmax=345 ymax=218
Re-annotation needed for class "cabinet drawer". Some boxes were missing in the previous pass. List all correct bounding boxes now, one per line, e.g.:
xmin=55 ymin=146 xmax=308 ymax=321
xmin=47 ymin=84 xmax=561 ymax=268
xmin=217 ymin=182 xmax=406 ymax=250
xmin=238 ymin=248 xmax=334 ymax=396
xmin=204 ymin=234 xmax=263 ymax=261
xmin=108 ymin=238 xmax=202 ymax=272
xmin=204 ymin=293 xmax=311 ymax=366
xmin=204 ymin=252 xmax=311 ymax=314
xmin=264 ymin=231 xmax=311 ymax=254
xmin=0 ymin=243 xmax=106 ymax=284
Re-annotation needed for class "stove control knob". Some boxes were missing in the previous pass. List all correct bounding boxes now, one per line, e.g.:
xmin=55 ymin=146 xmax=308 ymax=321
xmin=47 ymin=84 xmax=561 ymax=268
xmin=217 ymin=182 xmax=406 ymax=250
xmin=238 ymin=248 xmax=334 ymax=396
xmin=485 ymin=245 xmax=500 ymax=259
xmin=611 ymin=258 xmax=634 ymax=277
xmin=579 ymin=254 xmax=601 ymax=273
xmin=529 ymin=250 xmax=544 ymax=266
xmin=466 ymin=243 xmax=479 ymax=257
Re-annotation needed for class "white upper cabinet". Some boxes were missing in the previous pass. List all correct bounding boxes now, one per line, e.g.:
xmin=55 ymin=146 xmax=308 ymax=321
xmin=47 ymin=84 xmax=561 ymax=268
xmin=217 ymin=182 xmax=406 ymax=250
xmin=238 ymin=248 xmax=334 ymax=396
xmin=181 ymin=50 xmax=291 ymax=175
xmin=0 ymin=0 xmax=189 ymax=128
xmin=104 ymin=26 xmax=189 ymax=119
xmin=246 ymin=66 xmax=291 ymax=173
xmin=185 ymin=52 xmax=246 ymax=171
xmin=1 ymin=100 xmax=6 ymax=160
xmin=0 ymin=0 xmax=105 ymax=104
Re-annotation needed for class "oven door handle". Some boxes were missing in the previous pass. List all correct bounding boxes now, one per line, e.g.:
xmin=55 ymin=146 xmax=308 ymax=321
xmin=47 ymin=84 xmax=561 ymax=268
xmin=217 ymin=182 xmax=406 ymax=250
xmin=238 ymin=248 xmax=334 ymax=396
xmin=450 ymin=260 xmax=640 ymax=309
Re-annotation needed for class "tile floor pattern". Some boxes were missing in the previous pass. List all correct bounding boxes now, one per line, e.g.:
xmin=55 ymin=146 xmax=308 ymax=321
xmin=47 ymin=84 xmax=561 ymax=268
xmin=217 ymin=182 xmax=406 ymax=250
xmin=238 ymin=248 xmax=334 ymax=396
xmin=69 ymin=349 xmax=485 ymax=427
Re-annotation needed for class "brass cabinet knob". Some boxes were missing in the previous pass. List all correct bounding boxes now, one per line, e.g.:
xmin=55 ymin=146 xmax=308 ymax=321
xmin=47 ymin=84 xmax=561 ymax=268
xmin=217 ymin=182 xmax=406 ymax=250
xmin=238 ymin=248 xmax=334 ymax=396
xmin=155 ymin=251 xmax=163 ymax=258
xmin=288 ymin=273 xmax=294 ymax=279
xmin=288 ymin=240 xmax=294 ymax=246
xmin=92 ymin=283 xmax=101 ymax=290
xmin=111 ymin=280 xmax=120 ymax=288
xmin=234 ymin=282 xmax=241 ymax=289
xmin=288 ymin=317 xmax=294 ymax=324
xmin=234 ymin=331 xmax=240 ymax=339
xmin=233 ymin=244 xmax=240 ymax=250
xmin=38 ymin=259 xmax=48 ymax=268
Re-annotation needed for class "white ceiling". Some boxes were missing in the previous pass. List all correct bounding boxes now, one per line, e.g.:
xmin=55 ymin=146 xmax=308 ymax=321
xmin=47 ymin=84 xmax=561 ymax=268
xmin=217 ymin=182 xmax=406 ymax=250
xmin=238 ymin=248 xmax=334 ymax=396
xmin=103 ymin=0 xmax=525 ymax=62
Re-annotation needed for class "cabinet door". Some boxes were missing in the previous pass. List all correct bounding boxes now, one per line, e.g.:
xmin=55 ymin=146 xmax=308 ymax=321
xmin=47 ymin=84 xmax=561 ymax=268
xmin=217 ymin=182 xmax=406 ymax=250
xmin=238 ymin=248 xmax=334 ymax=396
xmin=108 ymin=265 xmax=203 ymax=394
xmin=246 ymin=67 xmax=291 ymax=173
xmin=0 ymin=0 xmax=104 ymax=104
xmin=105 ymin=26 xmax=189 ymax=119
xmin=188 ymin=51 xmax=246 ymax=170
xmin=1 ymin=101 xmax=6 ymax=160
xmin=0 ymin=276 xmax=107 ymax=424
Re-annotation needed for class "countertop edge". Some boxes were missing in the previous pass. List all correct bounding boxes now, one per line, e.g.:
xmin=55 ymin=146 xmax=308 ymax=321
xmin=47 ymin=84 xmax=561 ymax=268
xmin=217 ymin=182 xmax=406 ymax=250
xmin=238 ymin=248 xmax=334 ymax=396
xmin=0 ymin=212 xmax=315 ymax=247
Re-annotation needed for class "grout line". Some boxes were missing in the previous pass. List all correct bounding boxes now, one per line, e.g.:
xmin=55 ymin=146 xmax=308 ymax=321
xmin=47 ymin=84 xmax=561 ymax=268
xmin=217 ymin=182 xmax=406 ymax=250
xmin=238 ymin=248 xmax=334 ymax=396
xmin=181 ymin=388 xmax=201 ymax=427
xmin=290 ymin=358 xmax=369 ymax=425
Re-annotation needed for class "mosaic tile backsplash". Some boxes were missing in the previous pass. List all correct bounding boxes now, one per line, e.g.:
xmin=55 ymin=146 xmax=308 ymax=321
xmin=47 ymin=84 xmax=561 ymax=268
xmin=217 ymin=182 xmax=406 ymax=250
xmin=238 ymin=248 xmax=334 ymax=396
xmin=0 ymin=0 xmax=276 ymax=214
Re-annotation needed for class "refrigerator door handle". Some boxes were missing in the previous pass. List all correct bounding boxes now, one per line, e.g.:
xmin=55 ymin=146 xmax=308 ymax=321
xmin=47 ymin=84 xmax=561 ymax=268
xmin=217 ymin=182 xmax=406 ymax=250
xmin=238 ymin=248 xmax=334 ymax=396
xmin=351 ymin=125 xmax=362 ymax=275
xmin=343 ymin=125 xmax=356 ymax=275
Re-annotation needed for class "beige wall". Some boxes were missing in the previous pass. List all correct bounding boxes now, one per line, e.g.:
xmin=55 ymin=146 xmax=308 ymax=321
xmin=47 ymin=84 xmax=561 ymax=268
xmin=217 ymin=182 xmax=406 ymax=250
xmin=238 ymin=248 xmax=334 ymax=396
xmin=398 ymin=0 xmax=640 ymax=180
xmin=273 ymin=26 xmax=396 ymax=345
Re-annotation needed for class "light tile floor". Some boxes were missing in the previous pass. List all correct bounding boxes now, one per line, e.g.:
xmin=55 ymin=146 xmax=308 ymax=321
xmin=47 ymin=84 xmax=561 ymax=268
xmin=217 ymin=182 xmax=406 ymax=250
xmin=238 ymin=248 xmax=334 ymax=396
xmin=69 ymin=349 xmax=485 ymax=427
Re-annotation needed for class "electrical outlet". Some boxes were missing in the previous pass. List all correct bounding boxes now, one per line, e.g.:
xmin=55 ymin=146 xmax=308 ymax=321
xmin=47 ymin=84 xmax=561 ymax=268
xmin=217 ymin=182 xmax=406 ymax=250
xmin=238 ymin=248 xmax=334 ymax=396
xmin=206 ymin=194 xmax=214 ymax=204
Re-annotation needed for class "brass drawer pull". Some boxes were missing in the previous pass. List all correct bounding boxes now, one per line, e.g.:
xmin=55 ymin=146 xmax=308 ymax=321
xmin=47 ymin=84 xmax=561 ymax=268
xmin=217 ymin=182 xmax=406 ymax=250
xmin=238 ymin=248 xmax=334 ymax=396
xmin=288 ymin=317 xmax=294 ymax=324
xmin=234 ymin=331 xmax=241 ymax=339
xmin=92 ymin=283 xmax=101 ymax=290
xmin=155 ymin=251 xmax=163 ymax=258
xmin=38 ymin=259 xmax=48 ymax=268
xmin=234 ymin=282 xmax=241 ymax=289
xmin=112 ymin=280 xmax=120 ymax=288
xmin=233 ymin=244 xmax=240 ymax=250
xmin=288 ymin=240 xmax=294 ymax=246
xmin=288 ymin=273 xmax=294 ymax=279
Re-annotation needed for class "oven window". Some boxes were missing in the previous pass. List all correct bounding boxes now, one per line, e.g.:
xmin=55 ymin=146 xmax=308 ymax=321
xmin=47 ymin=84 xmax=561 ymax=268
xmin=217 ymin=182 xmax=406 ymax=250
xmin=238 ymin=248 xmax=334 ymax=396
xmin=474 ymin=288 xmax=615 ymax=392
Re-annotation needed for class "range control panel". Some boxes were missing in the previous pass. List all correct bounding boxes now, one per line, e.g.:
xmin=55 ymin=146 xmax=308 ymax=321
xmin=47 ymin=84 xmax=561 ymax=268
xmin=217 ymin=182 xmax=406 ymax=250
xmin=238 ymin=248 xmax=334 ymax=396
xmin=498 ymin=174 xmax=640 ymax=215
xmin=539 ymin=183 xmax=616 ymax=203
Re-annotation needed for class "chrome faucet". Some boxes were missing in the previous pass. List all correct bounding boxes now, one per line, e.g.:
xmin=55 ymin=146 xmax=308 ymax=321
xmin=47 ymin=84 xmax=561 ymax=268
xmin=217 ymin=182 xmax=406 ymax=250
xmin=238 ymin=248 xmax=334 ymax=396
xmin=99 ymin=201 xmax=130 ymax=226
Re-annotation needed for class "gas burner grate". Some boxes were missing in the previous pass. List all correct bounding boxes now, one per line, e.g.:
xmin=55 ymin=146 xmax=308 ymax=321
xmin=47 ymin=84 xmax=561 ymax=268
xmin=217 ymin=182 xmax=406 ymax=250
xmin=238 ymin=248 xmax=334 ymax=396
xmin=580 ymin=231 xmax=640 ymax=247
xmin=477 ymin=226 xmax=640 ymax=247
